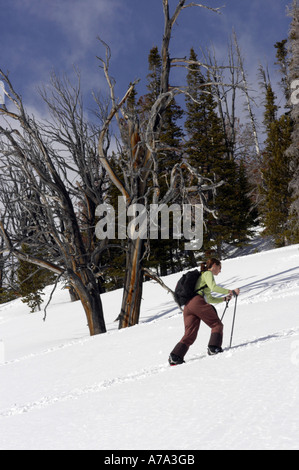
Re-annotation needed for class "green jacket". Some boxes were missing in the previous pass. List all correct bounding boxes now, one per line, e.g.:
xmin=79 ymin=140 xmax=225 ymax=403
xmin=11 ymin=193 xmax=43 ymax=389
xmin=195 ymin=271 xmax=230 ymax=304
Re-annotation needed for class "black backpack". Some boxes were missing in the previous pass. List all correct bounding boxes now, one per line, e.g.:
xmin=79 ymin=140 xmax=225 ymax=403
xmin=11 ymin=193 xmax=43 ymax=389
xmin=174 ymin=269 xmax=202 ymax=307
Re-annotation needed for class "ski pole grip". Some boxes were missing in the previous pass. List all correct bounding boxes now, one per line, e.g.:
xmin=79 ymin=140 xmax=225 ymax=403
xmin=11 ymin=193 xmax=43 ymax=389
xmin=232 ymin=290 xmax=238 ymax=297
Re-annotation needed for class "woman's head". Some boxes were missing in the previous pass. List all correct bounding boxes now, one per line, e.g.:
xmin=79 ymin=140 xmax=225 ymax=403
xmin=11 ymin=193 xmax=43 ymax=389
xmin=201 ymin=258 xmax=222 ymax=275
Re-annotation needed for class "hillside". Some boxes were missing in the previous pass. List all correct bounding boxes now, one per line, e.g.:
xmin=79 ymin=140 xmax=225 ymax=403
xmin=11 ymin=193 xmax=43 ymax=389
xmin=0 ymin=243 xmax=299 ymax=450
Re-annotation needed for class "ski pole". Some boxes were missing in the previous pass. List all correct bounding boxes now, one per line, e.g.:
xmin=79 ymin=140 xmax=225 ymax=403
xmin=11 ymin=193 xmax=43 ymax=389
xmin=229 ymin=291 xmax=238 ymax=349
xmin=221 ymin=298 xmax=230 ymax=322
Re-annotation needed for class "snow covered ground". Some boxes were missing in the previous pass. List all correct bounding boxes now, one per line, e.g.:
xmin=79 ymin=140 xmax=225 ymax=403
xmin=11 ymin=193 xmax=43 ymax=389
xmin=0 ymin=243 xmax=299 ymax=450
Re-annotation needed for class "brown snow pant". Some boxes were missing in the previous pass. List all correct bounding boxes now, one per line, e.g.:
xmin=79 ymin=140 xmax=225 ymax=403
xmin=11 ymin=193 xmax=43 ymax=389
xmin=171 ymin=295 xmax=223 ymax=359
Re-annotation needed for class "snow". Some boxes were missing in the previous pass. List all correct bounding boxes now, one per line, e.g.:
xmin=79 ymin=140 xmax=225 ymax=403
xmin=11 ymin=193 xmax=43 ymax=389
xmin=0 ymin=243 xmax=299 ymax=450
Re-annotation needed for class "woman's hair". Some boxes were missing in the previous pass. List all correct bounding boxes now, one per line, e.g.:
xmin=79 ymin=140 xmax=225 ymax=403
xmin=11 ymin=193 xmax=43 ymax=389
xmin=201 ymin=258 xmax=221 ymax=272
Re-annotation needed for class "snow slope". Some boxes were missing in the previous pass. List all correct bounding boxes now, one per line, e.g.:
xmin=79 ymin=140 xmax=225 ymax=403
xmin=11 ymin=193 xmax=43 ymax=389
xmin=0 ymin=244 xmax=299 ymax=450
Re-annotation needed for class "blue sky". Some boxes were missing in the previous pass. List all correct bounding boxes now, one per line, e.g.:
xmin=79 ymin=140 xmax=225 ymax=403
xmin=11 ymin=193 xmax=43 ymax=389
xmin=0 ymin=0 xmax=293 ymax=114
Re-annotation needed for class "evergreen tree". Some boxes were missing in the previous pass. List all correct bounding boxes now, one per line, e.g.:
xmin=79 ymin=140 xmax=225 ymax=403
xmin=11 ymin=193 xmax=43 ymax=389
xmin=142 ymin=46 xmax=184 ymax=181
xmin=184 ymin=48 xmax=253 ymax=255
xmin=274 ymin=39 xmax=291 ymax=104
xmin=234 ymin=160 xmax=255 ymax=241
xmin=185 ymin=49 xmax=225 ymax=174
xmin=146 ymin=46 xmax=162 ymax=105
xmin=0 ymin=251 xmax=19 ymax=304
xmin=184 ymin=48 xmax=206 ymax=170
xmin=260 ymin=83 xmax=293 ymax=246
xmin=263 ymin=83 xmax=278 ymax=131
xmin=286 ymin=0 xmax=299 ymax=242
xmin=17 ymin=244 xmax=55 ymax=312
xmin=141 ymin=46 xmax=185 ymax=275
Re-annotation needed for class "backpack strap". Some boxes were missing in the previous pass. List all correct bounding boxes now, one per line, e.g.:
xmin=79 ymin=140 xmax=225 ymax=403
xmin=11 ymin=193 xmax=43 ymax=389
xmin=195 ymin=283 xmax=207 ymax=296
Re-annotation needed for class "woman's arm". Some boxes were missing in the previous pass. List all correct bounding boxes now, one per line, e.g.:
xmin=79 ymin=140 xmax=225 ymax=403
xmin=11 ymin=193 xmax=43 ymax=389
xmin=199 ymin=271 xmax=229 ymax=304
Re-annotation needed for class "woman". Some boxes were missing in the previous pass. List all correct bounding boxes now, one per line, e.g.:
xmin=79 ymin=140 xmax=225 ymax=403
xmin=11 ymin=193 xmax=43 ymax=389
xmin=169 ymin=258 xmax=240 ymax=365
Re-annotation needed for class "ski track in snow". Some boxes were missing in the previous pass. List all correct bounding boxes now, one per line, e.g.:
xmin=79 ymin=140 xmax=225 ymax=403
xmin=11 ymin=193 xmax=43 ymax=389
xmin=0 ymin=363 xmax=170 ymax=418
xmin=1 ymin=325 xmax=298 ymax=419
xmin=0 ymin=335 xmax=97 ymax=367
xmin=0 ymin=311 xmax=182 ymax=368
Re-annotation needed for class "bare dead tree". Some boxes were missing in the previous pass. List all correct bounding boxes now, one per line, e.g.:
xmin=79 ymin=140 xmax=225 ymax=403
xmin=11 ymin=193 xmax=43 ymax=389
xmin=205 ymin=32 xmax=261 ymax=162
xmin=233 ymin=31 xmax=261 ymax=159
xmin=97 ymin=0 xmax=224 ymax=329
xmin=204 ymin=33 xmax=265 ymax=214
xmin=0 ymin=69 xmax=108 ymax=335
xmin=204 ymin=42 xmax=239 ymax=162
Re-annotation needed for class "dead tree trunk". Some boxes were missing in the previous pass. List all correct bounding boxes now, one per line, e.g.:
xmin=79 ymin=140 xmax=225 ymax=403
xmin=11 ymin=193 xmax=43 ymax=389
xmin=98 ymin=3 xmax=180 ymax=329
xmin=98 ymin=1 xmax=223 ymax=330
xmin=67 ymin=268 xmax=106 ymax=335
xmin=119 ymin=237 xmax=145 ymax=327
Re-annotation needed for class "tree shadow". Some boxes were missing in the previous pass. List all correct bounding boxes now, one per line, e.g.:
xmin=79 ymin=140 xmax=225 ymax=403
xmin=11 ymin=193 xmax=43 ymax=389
xmin=226 ymin=266 xmax=299 ymax=301
xmin=142 ymin=303 xmax=180 ymax=323
xmin=229 ymin=326 xmax=299 ymax=351
xmin=229 ymin=333 xmax=282 ymax=350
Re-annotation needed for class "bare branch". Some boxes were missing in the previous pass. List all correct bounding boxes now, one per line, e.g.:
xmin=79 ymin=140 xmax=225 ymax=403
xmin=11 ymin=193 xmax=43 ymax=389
xmin=181 ymin=3 xmax=223 ymax=14
xmin=97 ymin=81 xmax=139 ymax=203
xmin=0 ymin=220 xmax=64 ymax=276
xmin=143 ymin=267 xmax=182 ymax=310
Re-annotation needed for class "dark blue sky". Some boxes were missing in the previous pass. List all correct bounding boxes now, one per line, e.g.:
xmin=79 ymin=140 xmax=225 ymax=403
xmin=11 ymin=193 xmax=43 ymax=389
xmin=0 ymin=0 xmax=292 ymax=114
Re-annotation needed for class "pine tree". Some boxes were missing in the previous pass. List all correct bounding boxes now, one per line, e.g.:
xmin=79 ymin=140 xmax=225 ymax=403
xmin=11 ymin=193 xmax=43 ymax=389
xmin=234 ymin=160 xmax=255 ymax=241
xmin=286 ymin=0 xmax=299 ymax=242
xmin=146 ymin=46 xmax=162 ymax=105
xmin=184 ymin=48 xmax=206 ymax=170
xmin=263 ymin=84 xmax=278 ymax=131
xmin=185 ymin=49 xmax=225 ymax=174
xmin=274 ymin=39 xmax=291 ymax=104
xmin=184 ymin=48 xmax=253 ymax=255
xmin=143 ymin=46 xmax=184 ymax=182
xmin=17 ymin=244 xmax=55 ymax=312
xmin=140 ymin=46 xmax=185 ymax=275
xmin=260 ymin=82 xmax=293 ymax=246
